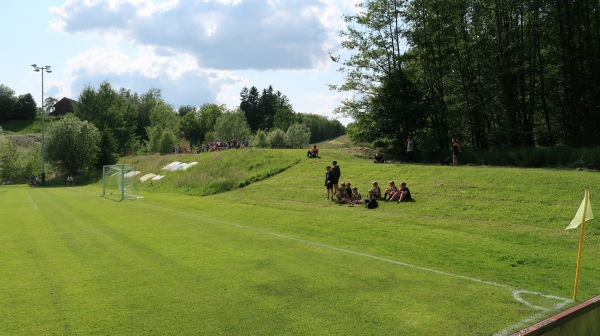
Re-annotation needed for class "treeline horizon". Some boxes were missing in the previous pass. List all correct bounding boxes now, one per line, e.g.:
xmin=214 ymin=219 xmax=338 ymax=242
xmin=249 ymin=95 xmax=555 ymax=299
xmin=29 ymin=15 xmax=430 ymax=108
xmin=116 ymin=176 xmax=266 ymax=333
xmin=0 ymin=81 xmax=345 ymax=151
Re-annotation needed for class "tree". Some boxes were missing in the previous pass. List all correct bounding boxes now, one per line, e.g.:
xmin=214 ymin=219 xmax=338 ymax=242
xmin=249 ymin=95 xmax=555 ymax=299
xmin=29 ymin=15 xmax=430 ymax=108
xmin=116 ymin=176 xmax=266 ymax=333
xmin=273 ymin=107 xmax=296 ymax=132
xmin=44 ymin=97 xmax=58 ymax=115
xmin=15 ymin=94 xmax=37 ymax=120
xmin=0 ymin=85 xmax=17 ymax=121
xmin=253 ymin=129 xmax=270 ymax=148
xmin=180 ymin=111 xmax=202 ymax=146
xmin=178 ymin=105 xmax=195 ymax=117
xmin=198 ymin=103 xmax=224 ymax=143
xmin=268 ymin=128 xmax=286 ymax=148
xmin=158 ymin=129 xmax=177 ymax=154
xmin=298 ymin=113 xmax=346 ymax=143
xmin=284 ymin=123 xmax=311 ymax=148
xmin=75 ymin=82 xmax=140 ymax=155
xmin=96 ymin=127 xmax=119 ymax=168
xmin=134 ymin=88 xmax=164 ymax=141
xmin=332 ymin=0 xmax=429 ymax=150
xmin=146 ymin=102 xmax=179 ymax=153
xmin=240 ymin=85 xmax=294 ymax=132
xmin=240 ymin=86 xmax=261 ymax=131
xmin=45 ymin=114 xmax=100 ymax=174
xmin=212 ymin=109 xmax=251 ymax=142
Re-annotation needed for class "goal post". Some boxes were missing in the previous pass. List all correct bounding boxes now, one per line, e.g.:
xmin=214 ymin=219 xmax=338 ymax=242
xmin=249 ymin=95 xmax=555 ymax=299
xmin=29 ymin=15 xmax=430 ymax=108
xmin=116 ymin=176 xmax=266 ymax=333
xmin=102 ymin=164 xmax=139 ymax=201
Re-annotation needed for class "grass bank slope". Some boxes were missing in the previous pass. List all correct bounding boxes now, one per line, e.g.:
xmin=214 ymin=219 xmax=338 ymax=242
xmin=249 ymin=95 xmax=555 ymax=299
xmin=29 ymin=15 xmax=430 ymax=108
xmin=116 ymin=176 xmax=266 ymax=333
xmin=3 ymin=149 xmax=600 ymax=335
xmin=119 ymin=148 xmax=303 ymax=196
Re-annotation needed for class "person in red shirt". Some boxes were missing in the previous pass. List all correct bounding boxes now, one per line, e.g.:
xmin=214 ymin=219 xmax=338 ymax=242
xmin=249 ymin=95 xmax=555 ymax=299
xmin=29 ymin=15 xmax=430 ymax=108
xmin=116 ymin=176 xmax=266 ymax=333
xmin=307 ymin=144 xmax=319 ymax=158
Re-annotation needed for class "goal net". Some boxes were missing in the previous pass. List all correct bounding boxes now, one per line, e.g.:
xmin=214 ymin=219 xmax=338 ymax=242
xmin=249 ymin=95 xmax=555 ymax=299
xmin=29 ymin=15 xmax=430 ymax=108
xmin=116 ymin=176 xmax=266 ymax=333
xmin=102 ymin=164 xmax=140 ymax=201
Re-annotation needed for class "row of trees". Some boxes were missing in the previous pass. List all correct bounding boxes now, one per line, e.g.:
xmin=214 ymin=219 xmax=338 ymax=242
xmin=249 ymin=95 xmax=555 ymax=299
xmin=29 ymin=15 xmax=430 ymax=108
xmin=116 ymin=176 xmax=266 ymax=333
xmin=43 ymin=82 xmax=342 ymax=175
xmin=333 ymin=0 xmax=600 ymax=152
xmin=1 ymin=79 xmax=345 ymax=180
xmin=0 ymin=85 xmax=37 ymax=121
xmin=240 ymin=85 xmax=345 ymax=143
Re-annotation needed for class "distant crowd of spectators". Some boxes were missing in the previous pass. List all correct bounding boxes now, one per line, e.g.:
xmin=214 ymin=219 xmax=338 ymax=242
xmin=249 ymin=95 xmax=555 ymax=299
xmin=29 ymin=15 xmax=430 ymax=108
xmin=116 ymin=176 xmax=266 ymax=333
xmin=171 ymin=138 xmax=250 ymax=154
xmin=205 ymin=138 xmax=249 ymax=152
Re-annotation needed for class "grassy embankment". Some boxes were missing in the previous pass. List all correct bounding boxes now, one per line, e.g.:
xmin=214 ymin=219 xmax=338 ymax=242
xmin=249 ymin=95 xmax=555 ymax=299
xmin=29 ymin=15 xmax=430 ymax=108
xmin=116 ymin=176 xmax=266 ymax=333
xmin=1 ymin=147 xmax=599 ymax=335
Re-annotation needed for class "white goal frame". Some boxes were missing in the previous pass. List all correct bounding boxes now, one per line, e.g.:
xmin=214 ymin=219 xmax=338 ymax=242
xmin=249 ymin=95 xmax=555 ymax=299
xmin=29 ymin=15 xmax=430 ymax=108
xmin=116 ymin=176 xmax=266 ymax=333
xmin=102 ymin=164 xmax=139 ymax=201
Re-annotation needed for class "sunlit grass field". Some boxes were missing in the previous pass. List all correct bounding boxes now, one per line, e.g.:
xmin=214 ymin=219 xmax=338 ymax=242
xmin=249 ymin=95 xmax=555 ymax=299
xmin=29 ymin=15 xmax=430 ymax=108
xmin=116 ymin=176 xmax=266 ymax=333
xmin=2 ymin=148 xmax=599 ymax=335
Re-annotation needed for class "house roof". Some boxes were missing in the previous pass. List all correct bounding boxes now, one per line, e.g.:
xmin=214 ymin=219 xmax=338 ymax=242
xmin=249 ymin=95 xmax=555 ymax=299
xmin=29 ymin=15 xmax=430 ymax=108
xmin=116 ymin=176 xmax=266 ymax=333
xmin=50 ymin=97 xmax=78 ymax=116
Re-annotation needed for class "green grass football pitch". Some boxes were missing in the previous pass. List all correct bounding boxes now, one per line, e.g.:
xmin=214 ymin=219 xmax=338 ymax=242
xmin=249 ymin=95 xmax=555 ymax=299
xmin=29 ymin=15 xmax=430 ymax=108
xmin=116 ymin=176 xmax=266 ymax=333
xmin=2 ymin=154 xmax=599 ymax=335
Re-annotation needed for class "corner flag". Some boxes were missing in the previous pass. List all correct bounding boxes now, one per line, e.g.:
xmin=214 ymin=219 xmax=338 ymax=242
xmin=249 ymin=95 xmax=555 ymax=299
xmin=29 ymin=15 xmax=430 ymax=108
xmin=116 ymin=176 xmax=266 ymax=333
xmin=566 ymin=193 xmax=594 ymax=230
xmin=568 ymin=191 xmax=593 ymax=301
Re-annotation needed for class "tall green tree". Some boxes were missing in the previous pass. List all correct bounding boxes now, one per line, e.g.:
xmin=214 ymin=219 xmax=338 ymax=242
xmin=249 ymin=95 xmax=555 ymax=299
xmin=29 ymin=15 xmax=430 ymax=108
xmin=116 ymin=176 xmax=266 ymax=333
xmin=212 ymin=109 xmax=251 ymax=142
xmin=15 ymin=94 xmax=37 ymax=120
xmin=240 ymin=86 xmax=261 ymax=131
xmin=334 ymin=0 xmax=600 ymax=151
xmin=198 ymin=103 xmax=225 ymax=142
xmin=45 ymin=114 xmax=100 ymax=174
xmin=240 ymin=85 xmax=294 ymax=132
xmin=332 ymin=0 xmax=427 ymax=150
xmin=178 ymin=105 xmax=195 ymax=117
xmin=146 ymin=102 xmax=179 ymax=153
xmin=0 ymin=85 xmax=17 ymax=121
xmin=75 ymin=82 xmax=140 ymax=155
xmin=273 ymin=107 xmax=296 ymax=132
xmin=180 ymin=110 xmax=203 ymax=145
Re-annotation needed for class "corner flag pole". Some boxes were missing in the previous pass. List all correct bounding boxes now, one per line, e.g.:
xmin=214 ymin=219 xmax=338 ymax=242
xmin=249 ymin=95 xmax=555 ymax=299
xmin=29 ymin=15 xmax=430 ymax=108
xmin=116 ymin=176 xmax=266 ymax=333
xmin=572 ymin=190 xmax=590 ymax=301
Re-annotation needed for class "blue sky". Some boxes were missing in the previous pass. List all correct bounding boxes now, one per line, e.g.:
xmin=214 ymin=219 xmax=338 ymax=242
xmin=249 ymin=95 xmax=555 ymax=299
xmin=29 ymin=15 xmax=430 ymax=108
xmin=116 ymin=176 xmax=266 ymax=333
xmin=0 ymin=0 xmax=357 ymax=124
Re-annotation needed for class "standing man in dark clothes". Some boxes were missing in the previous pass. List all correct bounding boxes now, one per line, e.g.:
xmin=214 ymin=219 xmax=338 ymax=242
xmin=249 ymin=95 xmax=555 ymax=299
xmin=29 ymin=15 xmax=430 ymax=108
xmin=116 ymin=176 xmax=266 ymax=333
xmin=331 ymin=160 xmax=341 ymax=194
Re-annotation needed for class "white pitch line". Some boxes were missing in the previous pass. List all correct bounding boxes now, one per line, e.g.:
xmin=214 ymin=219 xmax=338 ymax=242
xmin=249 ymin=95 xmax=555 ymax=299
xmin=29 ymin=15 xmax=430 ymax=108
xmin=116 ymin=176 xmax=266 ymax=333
xmin=135 ymin=201 xmax=571 ymax=313
xmin=27 ymin=194 xmax=38 ymax=210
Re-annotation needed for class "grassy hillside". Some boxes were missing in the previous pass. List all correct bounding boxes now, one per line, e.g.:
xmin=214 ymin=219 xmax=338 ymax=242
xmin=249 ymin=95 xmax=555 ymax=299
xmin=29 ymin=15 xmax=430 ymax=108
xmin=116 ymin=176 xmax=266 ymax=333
xmin=118 ymin=148 xmax=304 ymax=196
xmin=2 ymin=148 xmax=600 ymax=335
xmin=0 ymin=117 xmax=47 ymax=135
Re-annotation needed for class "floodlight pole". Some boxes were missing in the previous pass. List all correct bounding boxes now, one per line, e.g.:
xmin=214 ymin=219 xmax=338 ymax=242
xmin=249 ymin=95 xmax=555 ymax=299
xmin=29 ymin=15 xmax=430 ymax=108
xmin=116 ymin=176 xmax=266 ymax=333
xmin=32 ymin=64 xmax=51 ymax=186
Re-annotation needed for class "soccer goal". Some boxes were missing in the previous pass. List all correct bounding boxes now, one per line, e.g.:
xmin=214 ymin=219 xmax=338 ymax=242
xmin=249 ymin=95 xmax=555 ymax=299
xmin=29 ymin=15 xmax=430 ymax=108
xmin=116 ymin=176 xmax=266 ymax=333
xmin=102 ymin=164 xmax=140 ymax=201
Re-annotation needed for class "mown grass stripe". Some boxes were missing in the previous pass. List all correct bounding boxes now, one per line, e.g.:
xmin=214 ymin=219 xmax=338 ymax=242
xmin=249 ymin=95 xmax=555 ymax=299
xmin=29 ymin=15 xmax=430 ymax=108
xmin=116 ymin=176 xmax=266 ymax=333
xmin=133 ymin=200 xmax=571 ymax=310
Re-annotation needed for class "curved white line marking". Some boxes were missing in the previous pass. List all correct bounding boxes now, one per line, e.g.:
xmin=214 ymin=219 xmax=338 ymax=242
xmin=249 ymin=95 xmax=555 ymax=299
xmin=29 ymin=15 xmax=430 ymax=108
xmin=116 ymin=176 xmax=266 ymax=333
xmin=27 ymin=194 xmax=38 ymax=210
xmin=135 ymin=201 xmax=571 ymax=311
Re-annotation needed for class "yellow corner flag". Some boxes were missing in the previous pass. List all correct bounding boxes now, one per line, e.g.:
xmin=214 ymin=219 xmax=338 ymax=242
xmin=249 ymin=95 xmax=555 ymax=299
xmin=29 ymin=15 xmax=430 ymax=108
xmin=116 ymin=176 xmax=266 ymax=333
xmin=566 ymin=193 xmax=594 ymax=230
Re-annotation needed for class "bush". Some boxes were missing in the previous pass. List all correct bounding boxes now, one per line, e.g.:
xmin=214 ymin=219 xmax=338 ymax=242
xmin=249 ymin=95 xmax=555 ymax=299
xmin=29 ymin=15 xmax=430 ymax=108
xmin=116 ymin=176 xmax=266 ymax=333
xmin=253 ymin=129 xmax=270 ymax=148
xmin=159 ymin=130 xmax=176 ymax=154
xmin=0 ymin=137 xmax=41 ymax=183
xmin=269 ymin=129 xmax=286 ymax=148
xmin=284 ymin=123 xmax=311 ymax=149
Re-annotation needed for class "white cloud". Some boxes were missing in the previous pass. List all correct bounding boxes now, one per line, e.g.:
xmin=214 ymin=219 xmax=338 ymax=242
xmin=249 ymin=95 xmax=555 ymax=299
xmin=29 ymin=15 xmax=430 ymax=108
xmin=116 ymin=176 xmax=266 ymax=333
xmin=44 ymin=0 xmax=358 ymax=122
xmin=51 ymin=0 xmax=347 ymax=71
xmin=61 ymin=45 xmax=239 ymax=107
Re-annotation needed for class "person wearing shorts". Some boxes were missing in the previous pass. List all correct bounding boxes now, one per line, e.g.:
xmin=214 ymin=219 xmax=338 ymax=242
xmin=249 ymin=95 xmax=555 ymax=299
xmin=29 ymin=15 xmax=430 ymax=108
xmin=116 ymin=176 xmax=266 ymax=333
xmin=325 ymin=165 xmax=333 ymax=200
xmin=331 ymin=160 xmax=341 ymax=194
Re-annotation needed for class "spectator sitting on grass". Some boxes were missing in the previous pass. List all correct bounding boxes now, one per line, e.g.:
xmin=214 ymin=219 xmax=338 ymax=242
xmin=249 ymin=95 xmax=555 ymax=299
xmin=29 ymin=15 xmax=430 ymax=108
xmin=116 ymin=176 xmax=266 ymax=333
xmin=350 ymin=187 xmax=364 ymax=205
xmin=307 ymin=144 xmax=319 ymax=158
xmin=370 ymin=181 xmax=382 ymax=198
xmin=374 ymin=149 xmax=384 ymax=163
xmin=336 ymin=182 xmax=350 ymax=204
xmin=344 ymin=182 xmax=352 ymax=198
xmin=384 ymin=180 xmax=398 ymax=201
xmin=389 ymin=182 xmax=412 ymax=203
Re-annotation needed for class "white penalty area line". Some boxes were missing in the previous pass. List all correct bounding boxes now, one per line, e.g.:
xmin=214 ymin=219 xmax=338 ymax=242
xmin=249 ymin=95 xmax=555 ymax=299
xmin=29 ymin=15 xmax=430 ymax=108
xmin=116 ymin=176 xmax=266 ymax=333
xmin=27 ymin=194 xmax=38 ymax=210
xmin=135 ymin=201 xmax=571 ymax=315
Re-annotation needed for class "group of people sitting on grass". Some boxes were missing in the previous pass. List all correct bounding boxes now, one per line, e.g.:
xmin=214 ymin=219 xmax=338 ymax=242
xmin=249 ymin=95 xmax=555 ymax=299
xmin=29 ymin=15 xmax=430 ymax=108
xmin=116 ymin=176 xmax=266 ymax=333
xmin=325 ymin=161 xmax=411 ymax=207
xmin=204 ymin=138 xmax=249 ymax=152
